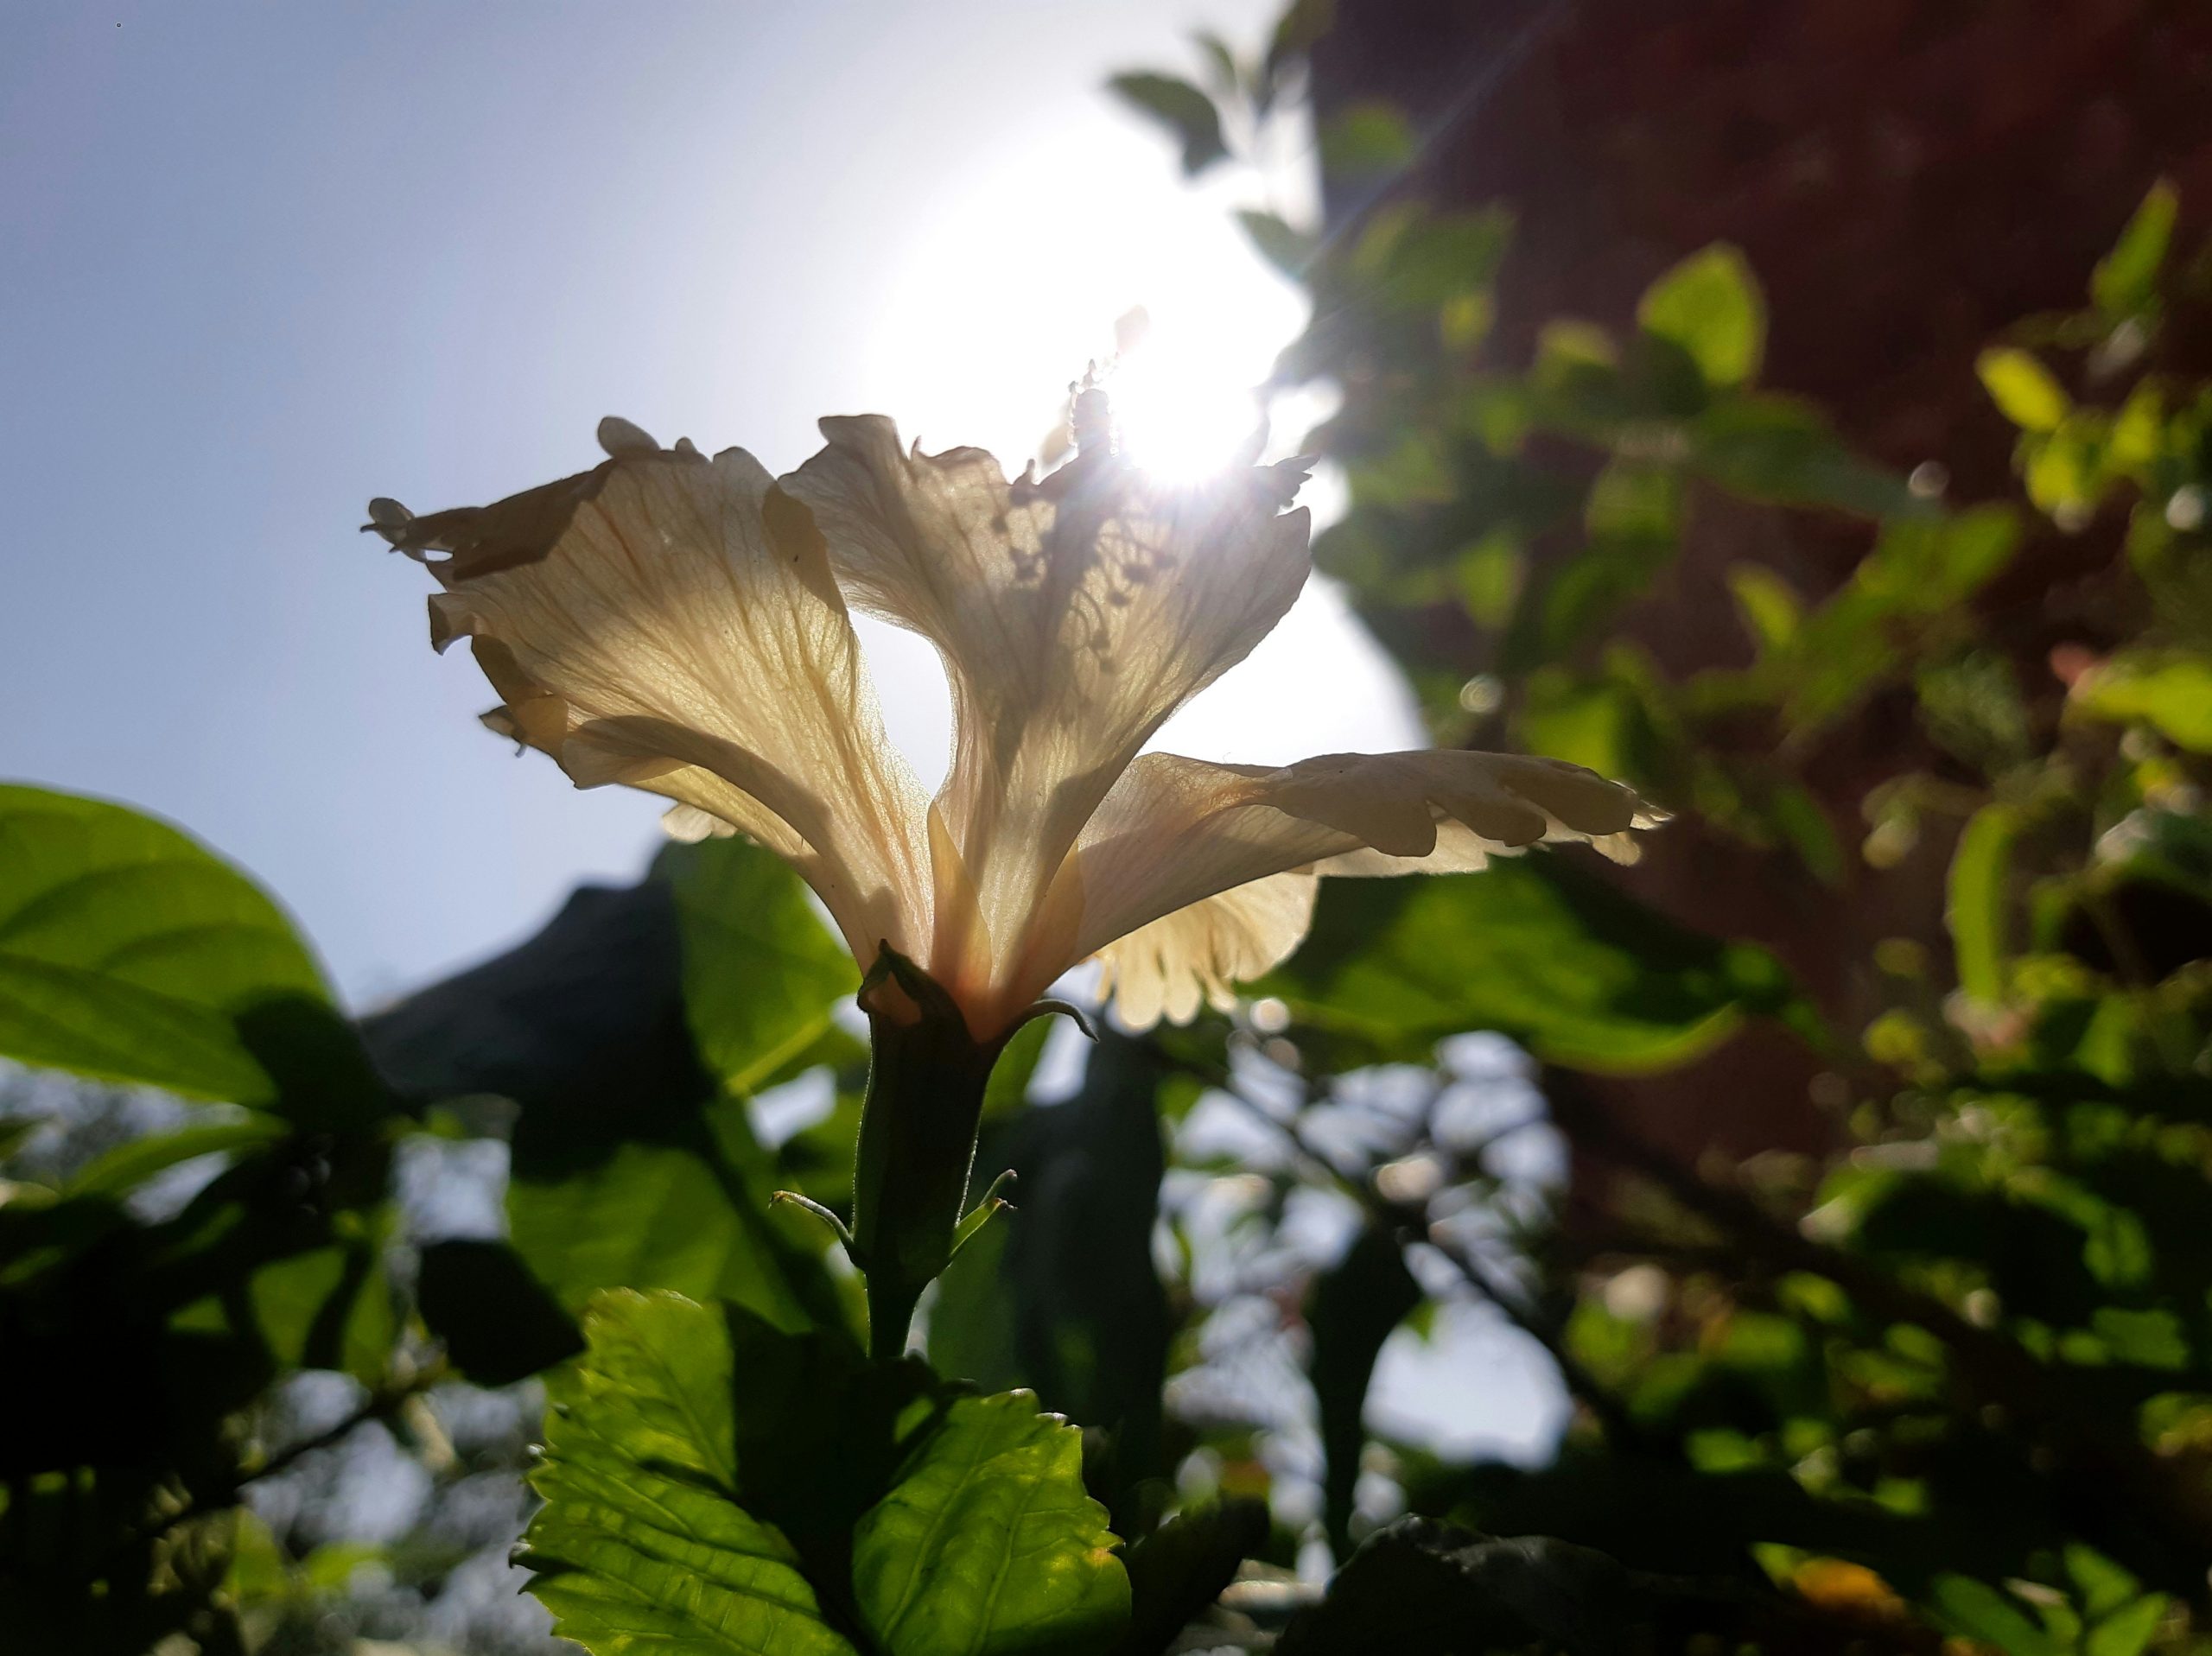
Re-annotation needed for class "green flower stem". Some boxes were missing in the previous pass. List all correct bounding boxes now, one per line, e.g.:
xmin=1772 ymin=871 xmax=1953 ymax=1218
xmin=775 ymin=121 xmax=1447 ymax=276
xmin=849 ymin=949 xmax=1011 ymax=1363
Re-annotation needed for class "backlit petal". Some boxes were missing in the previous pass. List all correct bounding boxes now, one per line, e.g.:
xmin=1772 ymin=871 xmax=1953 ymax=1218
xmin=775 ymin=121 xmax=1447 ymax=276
xmin=1046 ymin=749 xmax=1656 ymax=1020
xmin=1094 ymin=871 xmax=1317 ymax=1029
xmin=782 ymin=416 xmax=1312 ymax=1007
xmin=369 ymin=423 xmax=932 ymax=966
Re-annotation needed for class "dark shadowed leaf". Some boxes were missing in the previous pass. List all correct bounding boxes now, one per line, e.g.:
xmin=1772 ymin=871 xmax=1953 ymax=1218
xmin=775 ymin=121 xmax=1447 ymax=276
xmin=416 ymin=1238 xmax=584 ymax=1385
xmin=0 ymin=784 xmax=333 ymax=1105
xmin=1115 ymin=1499 xmax=1269 ymax=1656
xmin=1278 ymin=1519 xmax=1646 ymax=1656
xmin=1308 ymin=1222 xmax=1422 ymax=1558
xmin=360 ymin=881 xmax=848 ymax=1335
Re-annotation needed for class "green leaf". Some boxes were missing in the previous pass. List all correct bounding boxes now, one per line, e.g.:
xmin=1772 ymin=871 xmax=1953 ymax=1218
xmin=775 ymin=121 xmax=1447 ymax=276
xmin=982 ymin=1014 xmax=1052 ymax=1120
xmin=1948 ymin=804 xmax=2018 ymax=1003
xmin=1264 ymin=0 xmax=1337 ymax=85
xmin=1320 ymin=103 xmax=1416 ymax=177
xmin=1278 ymin=1520 xmax=1643 ymax=1656
xmin=0 ymin=784 xmax=332 ymax=1104
xmin=854 ymin=1389 xmax=1129 ymax=1656
xmin=2087 ymin=1595 xmax=2169 ymax=1656
xmin=1726 ymin=564 xmax=1800 ymax=656
xmin=1692 ymin=395 xmax=1927 ymax=518
xmin=664 ymin=836 xmax=856 ymax=1096
xmin=1106 ymin=73 xmax=1230 ymax=174
xmin=1977 ymin=347 xmax=2069 ymax=432
xmin=1927 ymin=1575 xmax=2063 ymax=1656
xmin=521 ymin=1291 xmax=860 ymax=1656
xmin=1115 ymin=1499 xmax=1268 ymax=1656
xmin=2092 ymin=180 xmax=2177 ymax=320
xmin=66 ymin=1114 xmax=285 ymax=1197
xmin=508 ymin=1118 xmax=835 ymax=1333
xmin=1637 ymin=245 xmax=1765 ymax=389
xmin=2070 ymin=650 xmax=2212 ymax=751
xmin=1259 ymin=858 xmax=1802 ymax=1073
xmin=362 ymin=881 xmax=849 ymax=1333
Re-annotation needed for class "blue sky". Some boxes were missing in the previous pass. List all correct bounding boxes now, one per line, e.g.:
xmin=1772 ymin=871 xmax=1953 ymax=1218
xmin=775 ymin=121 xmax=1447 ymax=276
xmin=3 ymin=0 xmax=1416 ymax=1004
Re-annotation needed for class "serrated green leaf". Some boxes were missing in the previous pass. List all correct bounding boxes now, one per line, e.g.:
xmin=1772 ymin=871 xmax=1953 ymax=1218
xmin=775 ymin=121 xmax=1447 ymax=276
xmin=522 ymin=1291 xmax=858 ymax=1656
xmin=854 ymin=1391 xmax=1130 ymax=1656
xmin=664 ymin=836 xmax=856 ymax=1097
xmin=1637 ymin=244 xmax=1765 ymax=389
xmin=0 ymin=784 xmax=332 ymax=1104
xmin=1978 ymin=347 xmax=2069 ymax=432
xmin=1106 ymin=73 xmax=1230 ymax=174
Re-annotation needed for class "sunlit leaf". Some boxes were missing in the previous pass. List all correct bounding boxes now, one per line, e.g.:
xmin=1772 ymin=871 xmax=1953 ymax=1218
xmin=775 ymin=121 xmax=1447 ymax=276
xmin=520 ymin=1291 xmax=859 ymax=1656
xmin=0 ymin=784 xmax=332 ymax=1105
xmin=2070 ymin=650 xmax=2212 ymax=751
xmin=1978 ymin=347 xmax=2069 ymax=433
xmin=853 ymin=1390 xmax=1129 ymax=1656
xmin=664 ymin=836 xmax=856 ymax=1097
xmin=2091 ymin=181 xmax=2177 ymax=321
xmin=1726 ymin=565 xmax=1800 ymax=656
xmin=1948 ymin=804 xmax=2018 ymax=1003
xmin=1637 ymin=244 xmax=1765 ymax=390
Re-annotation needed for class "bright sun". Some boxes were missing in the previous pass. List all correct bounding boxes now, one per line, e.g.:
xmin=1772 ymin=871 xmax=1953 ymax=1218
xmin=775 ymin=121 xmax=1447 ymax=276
xmin=861 ymin=111 xmax=1310 ymax=481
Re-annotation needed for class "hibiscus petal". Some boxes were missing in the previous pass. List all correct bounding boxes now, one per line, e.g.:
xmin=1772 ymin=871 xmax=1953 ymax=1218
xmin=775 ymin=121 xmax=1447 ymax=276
xmin=367 ymin=422 xmax=932 ymax=966
xmin=781 ymin=416 xmax=1312 ymax=1005
xmin=1049 ymin=749 xmax=1659 ymax=1021
xmin=1094 ymin=871 xmax=1318 ymax=1029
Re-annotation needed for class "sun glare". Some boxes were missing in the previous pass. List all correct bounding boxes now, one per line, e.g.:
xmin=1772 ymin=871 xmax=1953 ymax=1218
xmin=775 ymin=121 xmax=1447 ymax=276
xmin=862 ymin=114 xmax=1309 ymax=478
xmin=1105 ymin=308 xmax=1271 ymax=479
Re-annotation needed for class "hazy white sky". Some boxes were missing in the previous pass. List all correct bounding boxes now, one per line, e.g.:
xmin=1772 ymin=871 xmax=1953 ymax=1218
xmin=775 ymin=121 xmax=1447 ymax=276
xmin=3 ymin=0 xmax=1417 ymax=1004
